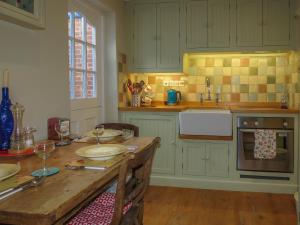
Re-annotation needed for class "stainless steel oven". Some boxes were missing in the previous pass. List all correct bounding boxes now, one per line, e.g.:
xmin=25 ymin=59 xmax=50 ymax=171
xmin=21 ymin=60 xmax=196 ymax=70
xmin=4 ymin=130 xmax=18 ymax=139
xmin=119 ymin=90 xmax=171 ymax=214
xmin=237 ymin=117 xmax=294 ymax=173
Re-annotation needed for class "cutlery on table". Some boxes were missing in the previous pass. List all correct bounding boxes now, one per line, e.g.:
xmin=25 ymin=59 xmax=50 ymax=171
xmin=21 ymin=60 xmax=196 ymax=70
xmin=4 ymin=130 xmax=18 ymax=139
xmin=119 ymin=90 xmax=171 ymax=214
xmin=65 ymin=164 xmax=106 ymax=171
xmin=0 ymin=176 xmax=45 ymax=200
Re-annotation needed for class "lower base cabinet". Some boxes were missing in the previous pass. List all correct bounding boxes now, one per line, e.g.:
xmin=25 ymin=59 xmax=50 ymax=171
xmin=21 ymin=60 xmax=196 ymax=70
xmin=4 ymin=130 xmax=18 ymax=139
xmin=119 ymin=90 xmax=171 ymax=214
xmin=182 ymin=142 xmax=230 ymax=178
xmin=121 ymin=113 xmax=177 ymax=175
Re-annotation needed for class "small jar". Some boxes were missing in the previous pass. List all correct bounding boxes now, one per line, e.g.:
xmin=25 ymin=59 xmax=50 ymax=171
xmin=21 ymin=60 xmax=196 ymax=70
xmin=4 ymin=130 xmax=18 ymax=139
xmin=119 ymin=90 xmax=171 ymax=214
xmin=23 ymin=127 xmax=36 ymax=149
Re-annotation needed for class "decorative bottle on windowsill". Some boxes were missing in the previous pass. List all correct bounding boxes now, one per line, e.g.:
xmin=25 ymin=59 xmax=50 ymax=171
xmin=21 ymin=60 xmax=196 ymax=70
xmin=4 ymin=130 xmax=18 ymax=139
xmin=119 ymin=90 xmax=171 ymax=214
xmin=0 ymin=70 xmax=14 ymax=150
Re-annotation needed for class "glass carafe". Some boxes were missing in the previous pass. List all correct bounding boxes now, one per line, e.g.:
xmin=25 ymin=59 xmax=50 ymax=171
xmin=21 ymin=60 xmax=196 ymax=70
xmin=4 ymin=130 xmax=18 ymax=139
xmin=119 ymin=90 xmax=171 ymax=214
xmin=10 ymin=103 xmax=25 ymax=150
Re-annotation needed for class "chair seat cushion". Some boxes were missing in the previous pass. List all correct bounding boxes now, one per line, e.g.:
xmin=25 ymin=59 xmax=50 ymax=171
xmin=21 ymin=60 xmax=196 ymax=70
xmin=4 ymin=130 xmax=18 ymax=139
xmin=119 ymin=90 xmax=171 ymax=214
xmin=68 ymin=192 xmax=132 ymax=225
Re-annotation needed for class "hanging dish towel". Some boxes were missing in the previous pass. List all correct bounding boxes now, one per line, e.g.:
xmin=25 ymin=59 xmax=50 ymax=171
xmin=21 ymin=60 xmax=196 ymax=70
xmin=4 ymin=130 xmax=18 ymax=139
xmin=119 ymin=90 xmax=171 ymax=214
xmin=254 ymin=129 xmax=277 ymax=159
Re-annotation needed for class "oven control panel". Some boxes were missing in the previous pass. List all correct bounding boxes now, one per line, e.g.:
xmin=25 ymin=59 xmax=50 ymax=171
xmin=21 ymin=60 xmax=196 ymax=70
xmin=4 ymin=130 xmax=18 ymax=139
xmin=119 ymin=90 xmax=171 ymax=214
xmin=237 ymin=117 xmax=294 ymax=129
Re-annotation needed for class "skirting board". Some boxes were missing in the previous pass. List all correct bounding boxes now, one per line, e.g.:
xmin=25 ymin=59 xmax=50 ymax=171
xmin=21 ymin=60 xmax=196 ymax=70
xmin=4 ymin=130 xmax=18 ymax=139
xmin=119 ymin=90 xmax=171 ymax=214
xmin=150 ymin=175 xmax=298 ymax=194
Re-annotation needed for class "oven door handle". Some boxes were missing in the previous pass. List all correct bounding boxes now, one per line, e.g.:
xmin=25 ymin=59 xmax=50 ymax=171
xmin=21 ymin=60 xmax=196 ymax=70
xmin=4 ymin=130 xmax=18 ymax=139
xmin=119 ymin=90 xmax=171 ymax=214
xmin=239 ymin=129 xmax=293 ymax=133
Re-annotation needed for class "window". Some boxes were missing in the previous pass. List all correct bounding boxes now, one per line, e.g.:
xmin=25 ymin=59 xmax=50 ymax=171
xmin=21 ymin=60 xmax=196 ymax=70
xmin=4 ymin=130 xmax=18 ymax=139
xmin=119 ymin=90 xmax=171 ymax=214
xmin=68 ymin=12 xmax=97 ymax=99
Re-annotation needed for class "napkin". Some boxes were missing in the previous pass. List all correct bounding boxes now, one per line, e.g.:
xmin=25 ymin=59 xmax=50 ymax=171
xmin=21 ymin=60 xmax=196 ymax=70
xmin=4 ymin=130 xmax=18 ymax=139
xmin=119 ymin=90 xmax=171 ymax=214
xmin=0 ymin=176 xmax=34 ymax=193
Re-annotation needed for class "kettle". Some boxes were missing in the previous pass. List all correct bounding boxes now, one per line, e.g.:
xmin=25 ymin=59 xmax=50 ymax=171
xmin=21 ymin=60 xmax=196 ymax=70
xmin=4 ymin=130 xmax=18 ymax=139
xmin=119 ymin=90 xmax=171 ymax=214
xmin=167 ymin=89 xmax=181 ymax=105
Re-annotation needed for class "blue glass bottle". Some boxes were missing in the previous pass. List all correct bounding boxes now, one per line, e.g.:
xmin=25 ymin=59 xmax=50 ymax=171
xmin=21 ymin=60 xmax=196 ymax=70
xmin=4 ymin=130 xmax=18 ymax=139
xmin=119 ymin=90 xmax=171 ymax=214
xmin=0 ymin=87 xmax=13 ymax=150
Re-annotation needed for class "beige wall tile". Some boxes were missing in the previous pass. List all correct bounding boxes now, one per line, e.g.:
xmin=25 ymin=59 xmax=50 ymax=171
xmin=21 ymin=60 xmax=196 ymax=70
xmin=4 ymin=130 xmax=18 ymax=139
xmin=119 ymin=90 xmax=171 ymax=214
xmin=222 ymin=85 xmax=231 ymax=93
xmin=267 ymin=84 xmax=276 ymax=93
xmin=232 ymin=58 xmax=240 ymax=67
xmin=258 ymin=76 xmax=267 ymax=84
xmin=258 ymin=93 xmax=267 ymax=102
xmin=240 ymin=76 xmax=249 ymax=84
xmin=232 ymin=67 xmax=240 ymax=76
xmin=249 ymin=76 xmax=258 ymax=84
xmin=240 ymin=67 xmax=249 ymax=76
xmin=249 ymin=85 xmax=258 ymax=92
xmin=249 ymin=58 xmax=258 ymax=67
xmin=240 ymin=93 xmax=249 ymax=102
xmin=223 ymin=67 xmax=232 ymax=75
xmin=206 ymin=67 xmax=214 ymax=76
xmin=215 ymin=58 xmax=223 ymax=67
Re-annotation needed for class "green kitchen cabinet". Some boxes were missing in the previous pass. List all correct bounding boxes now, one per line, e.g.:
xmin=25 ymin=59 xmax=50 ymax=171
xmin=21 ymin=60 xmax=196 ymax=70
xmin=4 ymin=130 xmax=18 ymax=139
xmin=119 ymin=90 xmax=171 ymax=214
xmin=121 ymin=113 xmax=177 ymax=175
xmin=130 ymin=1 xmax=181 ymax=72
xmin=157 ymin=2 xmax=181 ymax=70
xmin=236 ymin=0 xmax=292 ymax=48
xmin=183 ymin=0 xmax=230 ymax=50
xmin=182 ymin=142 xmax=230 ymax=178
xmin=182 ymin=143 xmax=206 ymax=176
xmin=236 ymin=0 xmax=263 ymax=47
xmin=132 ymin=3 xmax=157 ymax=70
xmin=263 ymin=0 xmax=291 ymax=46
xmin=185 ymin=0 xmax=208 ymax=48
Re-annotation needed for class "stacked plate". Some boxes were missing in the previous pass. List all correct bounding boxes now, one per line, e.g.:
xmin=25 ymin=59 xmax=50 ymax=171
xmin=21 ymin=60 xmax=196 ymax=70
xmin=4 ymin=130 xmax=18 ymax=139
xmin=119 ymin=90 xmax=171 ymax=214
xmin=86 ymin=129 xmax=123 ymax=142
xmin=0 ymin=164 xmax=20 ymax=181
xmin=76 ymin=144 xmax=127 ymax=161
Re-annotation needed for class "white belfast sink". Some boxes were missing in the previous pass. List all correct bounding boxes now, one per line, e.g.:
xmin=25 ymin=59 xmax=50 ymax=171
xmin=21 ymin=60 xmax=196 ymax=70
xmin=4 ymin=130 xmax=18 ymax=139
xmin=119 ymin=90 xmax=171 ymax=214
xmin=179 ymin=109 xmax=232 ymax=136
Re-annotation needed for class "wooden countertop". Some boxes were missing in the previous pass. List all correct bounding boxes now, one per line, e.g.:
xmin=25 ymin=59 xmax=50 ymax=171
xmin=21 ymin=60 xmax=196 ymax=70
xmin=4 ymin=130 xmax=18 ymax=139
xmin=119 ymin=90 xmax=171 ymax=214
xmin=119 ymin=102 xmax=299 ymax=114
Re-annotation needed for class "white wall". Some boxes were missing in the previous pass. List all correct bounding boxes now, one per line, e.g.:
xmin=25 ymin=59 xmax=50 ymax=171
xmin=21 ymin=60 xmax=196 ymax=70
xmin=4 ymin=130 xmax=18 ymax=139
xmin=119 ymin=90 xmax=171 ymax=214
xmin=99 ymin=0 xmax=127 ymax=54
xmin=0 ymin=0 xmax=69 ymax=140
xmin=86 ymin=0 xmax=127 ymax=122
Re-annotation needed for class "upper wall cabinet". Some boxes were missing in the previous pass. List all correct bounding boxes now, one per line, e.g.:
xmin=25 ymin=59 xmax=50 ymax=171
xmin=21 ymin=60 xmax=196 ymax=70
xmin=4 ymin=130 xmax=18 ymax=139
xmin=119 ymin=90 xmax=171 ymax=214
xmin=157 ymin=2 xmax=180 ymax=70
xmin=263 ymin=0 xmax=291 ymax=46
xmin=236 ymin=0 xmax=263 ymax=47
xmin=184 ymin=0 xmax=230 ymax=50
xmin=0 ymin=0 xmax=45 ymax=29
xmin=236 ymin=0 xmax=292 ymax=48
xmin=132 ymin=3 xmax=157 ymax=70
xmin=129 ymin=1 xmax=181 ymax=72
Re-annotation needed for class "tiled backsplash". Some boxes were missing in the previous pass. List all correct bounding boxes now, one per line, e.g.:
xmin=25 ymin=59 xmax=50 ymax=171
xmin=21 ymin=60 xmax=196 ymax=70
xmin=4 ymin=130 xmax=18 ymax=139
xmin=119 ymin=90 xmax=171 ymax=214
xmin=118 ymin=51 xmax=300 ymax=107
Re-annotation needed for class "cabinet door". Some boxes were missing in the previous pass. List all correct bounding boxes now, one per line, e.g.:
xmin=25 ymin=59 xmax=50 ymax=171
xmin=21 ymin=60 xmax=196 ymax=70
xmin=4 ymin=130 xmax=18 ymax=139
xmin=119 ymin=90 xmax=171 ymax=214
xmin=185 ymin=0 xmax=208 ymax=49
xmin=132 ymin=3 xmax=157 ymax=70
xmin=207 ymin=0 xmax=230 ymax=47
xmin=263 ymin=0 xmax=290 ymax=46
xmin=236 ymin=0 xmax=263 ymax=47
xmin=182 ymin=143 xmax=206 ymax=176
xmin=206 ymin=143 xmax=229 ymax=177
xmin=127 ymin=115 xmax=176 ymax=175
xmin=157 ymin=2 xmax=180 ymax=70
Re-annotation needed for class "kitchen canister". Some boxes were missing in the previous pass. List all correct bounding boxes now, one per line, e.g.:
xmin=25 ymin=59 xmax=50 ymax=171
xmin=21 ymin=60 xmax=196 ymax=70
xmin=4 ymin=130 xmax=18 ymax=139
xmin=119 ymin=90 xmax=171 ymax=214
xmin=131 ymin=94 xmax=141 ymax=107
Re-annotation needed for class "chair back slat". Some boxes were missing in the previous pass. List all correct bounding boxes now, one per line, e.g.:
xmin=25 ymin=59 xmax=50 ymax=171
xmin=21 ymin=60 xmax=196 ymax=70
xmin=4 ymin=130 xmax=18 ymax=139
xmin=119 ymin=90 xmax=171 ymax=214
xmin=112 ymin=137 xmax=160 ymax=225
xmin=95 ymin=123 xmax=139 ymax=137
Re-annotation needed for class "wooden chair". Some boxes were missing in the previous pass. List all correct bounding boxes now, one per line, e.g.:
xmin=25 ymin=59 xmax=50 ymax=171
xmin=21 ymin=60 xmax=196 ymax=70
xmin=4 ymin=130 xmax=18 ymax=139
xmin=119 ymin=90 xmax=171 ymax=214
xmin=95 ymin=123 xmax=139 ymax=137
xmin=67 ymin=137 xmax=160 ymax=225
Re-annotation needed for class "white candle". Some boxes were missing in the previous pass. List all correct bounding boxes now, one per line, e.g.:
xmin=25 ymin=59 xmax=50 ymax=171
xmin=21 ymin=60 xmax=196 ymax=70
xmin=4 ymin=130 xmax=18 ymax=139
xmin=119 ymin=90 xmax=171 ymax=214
xmin=3 ymin=69 xmax=9 ymax=87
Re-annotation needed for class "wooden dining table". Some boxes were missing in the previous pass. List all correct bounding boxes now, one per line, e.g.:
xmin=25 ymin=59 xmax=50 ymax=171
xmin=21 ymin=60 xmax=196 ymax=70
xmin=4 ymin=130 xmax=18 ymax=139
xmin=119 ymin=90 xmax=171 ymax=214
xmin=0 ymin=137 xmax=157 ymax=225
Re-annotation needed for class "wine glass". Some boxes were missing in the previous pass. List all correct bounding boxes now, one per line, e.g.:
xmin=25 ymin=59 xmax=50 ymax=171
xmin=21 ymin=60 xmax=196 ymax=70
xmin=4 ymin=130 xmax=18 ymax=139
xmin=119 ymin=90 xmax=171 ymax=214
xmin=31 ymin=140 xmax=59 ymax=177
xmin=55 ymin=123 xmax=70 ymax=146
xmin=93 ymin=125 xmax=104 ymax=144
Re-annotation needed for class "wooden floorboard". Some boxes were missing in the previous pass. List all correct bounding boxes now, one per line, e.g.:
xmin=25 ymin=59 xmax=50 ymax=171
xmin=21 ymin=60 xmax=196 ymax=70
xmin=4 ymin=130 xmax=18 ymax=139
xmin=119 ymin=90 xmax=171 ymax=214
xmin=143 ymin=186 xmax=297 ymax=225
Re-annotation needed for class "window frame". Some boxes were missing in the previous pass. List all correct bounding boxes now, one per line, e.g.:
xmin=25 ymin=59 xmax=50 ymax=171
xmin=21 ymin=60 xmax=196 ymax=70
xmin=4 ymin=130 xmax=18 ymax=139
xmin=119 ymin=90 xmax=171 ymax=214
xmin=68 ymin=11 xmax=97 ymax=100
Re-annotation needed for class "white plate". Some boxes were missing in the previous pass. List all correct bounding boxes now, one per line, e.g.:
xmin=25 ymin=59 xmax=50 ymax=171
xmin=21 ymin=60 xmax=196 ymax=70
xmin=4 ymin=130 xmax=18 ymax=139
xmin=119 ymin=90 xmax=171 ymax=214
xmin=0 ymin=163 xmax=21 ymax=181
xmin=76 ymin=144 xmax=126 ymax=161
xmin=86 ymin=129 xmax=123 ymax=141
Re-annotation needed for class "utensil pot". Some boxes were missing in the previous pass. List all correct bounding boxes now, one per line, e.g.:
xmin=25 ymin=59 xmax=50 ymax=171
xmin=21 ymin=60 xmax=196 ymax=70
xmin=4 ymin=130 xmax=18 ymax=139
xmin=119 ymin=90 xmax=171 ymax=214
xmin=131 ymin=94 xmax=141 ymax=107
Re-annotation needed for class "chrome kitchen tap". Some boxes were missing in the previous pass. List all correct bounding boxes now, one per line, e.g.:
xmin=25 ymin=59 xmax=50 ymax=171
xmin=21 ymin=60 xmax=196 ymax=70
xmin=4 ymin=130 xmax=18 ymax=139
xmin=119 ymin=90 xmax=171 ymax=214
xmin=206 ymin=78 xmax=211 ymax=101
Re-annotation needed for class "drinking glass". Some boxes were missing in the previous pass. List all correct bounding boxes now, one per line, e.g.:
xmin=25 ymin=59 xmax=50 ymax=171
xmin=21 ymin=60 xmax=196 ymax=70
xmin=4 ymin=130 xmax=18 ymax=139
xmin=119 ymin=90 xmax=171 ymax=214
xmin=122 ymin=129 xmax=134 ymax=140
xmin=31 ymin=140 xmax=59 ymax=177
xmin=93 ymin=125 xmax=104 ymax=144
xmin=55 ymin=123 xmax=70 ymax=146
